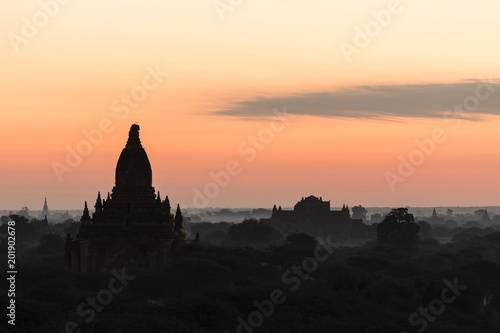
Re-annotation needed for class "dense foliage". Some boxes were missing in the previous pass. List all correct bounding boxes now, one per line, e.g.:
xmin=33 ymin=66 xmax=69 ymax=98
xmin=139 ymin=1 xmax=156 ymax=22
xmin=1 ymin=224 xmax=500 ymax=332
xmin=376 ymin=208 xmax=420 ymax=253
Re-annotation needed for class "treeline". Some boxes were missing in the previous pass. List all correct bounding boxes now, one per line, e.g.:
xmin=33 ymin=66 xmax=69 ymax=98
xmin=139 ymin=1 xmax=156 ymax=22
xmin=1 ymin=209 xmax=500 ymax=332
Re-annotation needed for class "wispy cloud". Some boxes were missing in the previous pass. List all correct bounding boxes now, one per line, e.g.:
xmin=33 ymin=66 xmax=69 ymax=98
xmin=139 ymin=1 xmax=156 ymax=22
xmin=213 ymin=80 xmax=500 ymax=120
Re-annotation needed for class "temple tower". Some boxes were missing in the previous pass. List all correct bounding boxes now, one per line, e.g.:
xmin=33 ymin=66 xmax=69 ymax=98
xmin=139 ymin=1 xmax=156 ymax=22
xmin=66 ymin=124 xmax=185 ymax=272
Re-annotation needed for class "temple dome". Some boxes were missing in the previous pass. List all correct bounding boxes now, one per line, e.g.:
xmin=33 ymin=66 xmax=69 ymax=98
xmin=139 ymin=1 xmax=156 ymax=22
xmin=115 ymin=124 xmax=152 ymax=188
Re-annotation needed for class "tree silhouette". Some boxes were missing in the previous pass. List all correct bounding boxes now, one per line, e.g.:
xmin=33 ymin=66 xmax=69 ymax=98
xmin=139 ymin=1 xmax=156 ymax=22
xmin=286 ymin=232 xmax=318 ymax=248
xmin=351 ymin=205 xmax=368 ymax=221
xmin=417 ymin=220 xmax=432 ymax=239
xmin=376 ymin=208 xmax=420 ymax=252
xmin=225 ymin=218 xmax=283 ymax=247
xmin=38 ymin=233 xmax=65 ymax=255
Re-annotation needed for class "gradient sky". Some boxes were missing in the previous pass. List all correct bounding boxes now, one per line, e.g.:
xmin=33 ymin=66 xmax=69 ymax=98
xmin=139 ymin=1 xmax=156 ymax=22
xmin=1 ymin=0 xmax=500 ymax=210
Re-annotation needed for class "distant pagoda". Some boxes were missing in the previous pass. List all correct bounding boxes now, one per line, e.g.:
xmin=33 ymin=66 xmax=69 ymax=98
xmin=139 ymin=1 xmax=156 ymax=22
xmin=39 ymin=197 xmax=49 ymax=219
xmin=65 ymin=124 xmax=185 ymax=272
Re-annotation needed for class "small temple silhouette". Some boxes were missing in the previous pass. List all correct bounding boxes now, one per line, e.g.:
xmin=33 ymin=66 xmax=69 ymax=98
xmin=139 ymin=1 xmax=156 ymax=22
xmin=39 ymin=197 xmax=49 ymax=219
xmin=39 ymin=215 xmax=50 ymax=236
xmin=65 ymin=124 xmax=186 ymax=272
xmin=480 ymin=210 xmax=492 ymax=224
xmin=427 ymin=208 xmax=445 ymax=224
xmin=261 ymin=195 xmax=353 ymax=238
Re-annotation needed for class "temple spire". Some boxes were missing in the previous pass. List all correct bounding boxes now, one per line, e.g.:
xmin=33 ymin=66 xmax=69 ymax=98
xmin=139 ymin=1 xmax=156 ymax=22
xmin=115 ymin=124 xmax=152 ymax=188
xmin=41 ymin=197 xmax=49 ymax=218
xmin=480 ymin=210 xmax=491 ymax=224
xmin=125 ymin=124 xmax=142 ymax=149
xmin=81 ymin=201 xmax=91 ymax=223
xmin=174 ymin=204 xmax=183 ymax=231
xmin=95 ymin=192 xmax=103 ymax=212
xmin=164 ymin=196 xmax=171 ymax=212
xmin=40 ymin=215 xmax=50 ymax=234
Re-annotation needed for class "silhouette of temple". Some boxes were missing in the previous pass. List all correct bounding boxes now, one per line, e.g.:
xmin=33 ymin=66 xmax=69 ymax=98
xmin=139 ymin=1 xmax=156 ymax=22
xmin=65 ymin=124 xmax=185 ymax=272
xmin=426 ymin=208 xmax=445 ymax=224
xmin=262 ymin=196 xmax=352 ymax=238
xmin=480 ymin=210 xmax=492 ymax=224
xmin=38 ymin=215 xmax=50 ymax=238
xmin=39 ymin=197 xmax=49 ymax=219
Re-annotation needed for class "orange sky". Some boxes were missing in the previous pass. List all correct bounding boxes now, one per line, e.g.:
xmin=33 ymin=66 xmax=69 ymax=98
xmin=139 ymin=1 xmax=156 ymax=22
xmin=1 ymin=1 xmax=500 ymax=210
